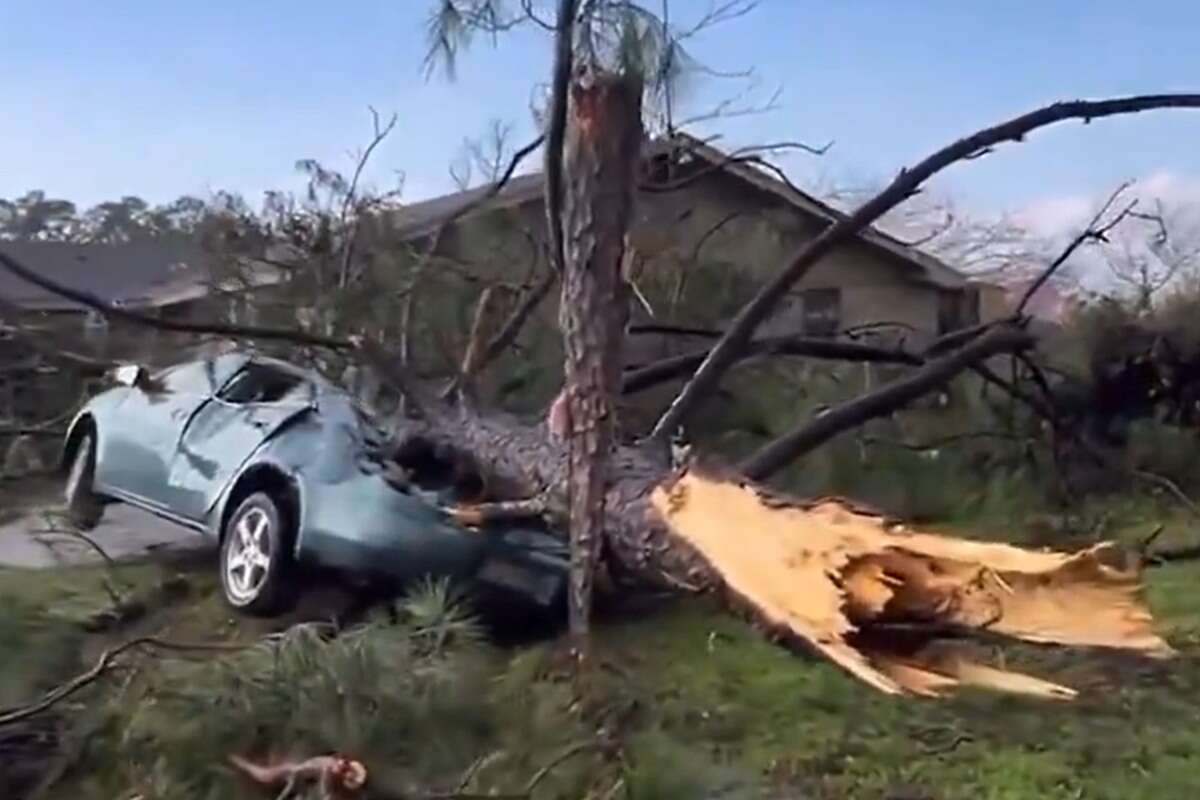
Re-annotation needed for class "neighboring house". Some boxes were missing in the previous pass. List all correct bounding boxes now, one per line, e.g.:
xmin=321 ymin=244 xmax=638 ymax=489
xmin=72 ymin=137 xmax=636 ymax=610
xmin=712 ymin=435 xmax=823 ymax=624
xmin=388 ymin=132 xmax=1008 ymax=420
xmin=0 ymin=240 xmax=284 ymax=360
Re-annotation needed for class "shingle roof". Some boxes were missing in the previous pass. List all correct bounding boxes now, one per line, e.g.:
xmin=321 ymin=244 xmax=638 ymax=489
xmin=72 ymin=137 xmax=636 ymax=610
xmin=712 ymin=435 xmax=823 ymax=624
xmin=390 ymin=133 xmax=975 ymax=288
xmin=0 ymin=239 xmax=215 ymax=312
xmin=392 ymin=173 xmax=544 ymax=241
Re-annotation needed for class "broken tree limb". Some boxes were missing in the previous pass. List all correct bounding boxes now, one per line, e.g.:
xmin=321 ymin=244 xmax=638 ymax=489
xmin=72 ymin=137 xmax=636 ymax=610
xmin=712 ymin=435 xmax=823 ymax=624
xmin=0 ymin=637 xmax=252 ymax=728
xmin=442 ymin=268 xmax=559 ymax=398
xmin=740 ymin=324 xmax=1035 ymax=480
xmin=455 ymin=286 xmax=503 ymax=390
xmin=651 ymin=92 xmax=1200 ymax=442
xmin=400 ymin=133 xmax=548 ymax=374
xmin=228 ymin=753 xmax=368 ymax=799
xmin=446 ymin=493 xmax=559 ymax=528
xmin=621 ymin=334 xmax=922 ymax=394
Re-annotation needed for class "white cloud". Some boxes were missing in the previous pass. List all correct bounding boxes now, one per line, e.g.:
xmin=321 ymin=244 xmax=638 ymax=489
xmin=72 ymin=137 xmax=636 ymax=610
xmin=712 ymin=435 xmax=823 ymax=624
xmin=1017 ymin=171 xmax=1200 ymax=239
xmin=1013 ymin=194 xmax=1093 ymax=237
xmin=1014 ymin=171 xmax=1200 ymax=292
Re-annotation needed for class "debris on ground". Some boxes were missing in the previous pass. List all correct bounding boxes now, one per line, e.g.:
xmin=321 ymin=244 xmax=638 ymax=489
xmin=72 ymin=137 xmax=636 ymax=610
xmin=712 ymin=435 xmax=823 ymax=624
xmin=228 ymin=753 xmax=368 ymax=799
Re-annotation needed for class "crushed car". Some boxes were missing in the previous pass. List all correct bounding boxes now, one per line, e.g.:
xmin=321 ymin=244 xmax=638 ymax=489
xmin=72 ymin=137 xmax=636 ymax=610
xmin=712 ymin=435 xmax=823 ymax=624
xmin=59 ymin=352 xmax=568 ymax=615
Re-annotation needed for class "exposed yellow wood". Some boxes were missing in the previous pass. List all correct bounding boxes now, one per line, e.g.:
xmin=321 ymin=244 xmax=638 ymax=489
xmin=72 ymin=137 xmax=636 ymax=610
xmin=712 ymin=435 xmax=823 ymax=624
xmin=651 ymin=469 xmax=1174 ymax=698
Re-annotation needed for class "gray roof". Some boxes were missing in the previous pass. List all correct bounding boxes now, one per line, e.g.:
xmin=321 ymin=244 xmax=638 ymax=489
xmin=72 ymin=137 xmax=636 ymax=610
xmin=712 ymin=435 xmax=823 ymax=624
xmin=0 ymin=239 xmax=215 ymax=312
xmin=392 ymin=173 xmax=544 ymax=241
xmin=391 ymin=133 xmax=976 ymax=289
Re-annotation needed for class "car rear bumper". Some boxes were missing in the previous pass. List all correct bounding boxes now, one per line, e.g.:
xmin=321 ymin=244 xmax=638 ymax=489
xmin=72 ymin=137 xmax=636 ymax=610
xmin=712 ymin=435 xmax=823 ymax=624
xmin=474 ymin=550 xmax=567 ymax=608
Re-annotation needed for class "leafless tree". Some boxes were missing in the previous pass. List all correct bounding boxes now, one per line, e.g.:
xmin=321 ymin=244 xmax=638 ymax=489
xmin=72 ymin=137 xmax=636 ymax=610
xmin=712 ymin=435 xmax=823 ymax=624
xmin=1103 ymin=199 xmax=1200 ymax=311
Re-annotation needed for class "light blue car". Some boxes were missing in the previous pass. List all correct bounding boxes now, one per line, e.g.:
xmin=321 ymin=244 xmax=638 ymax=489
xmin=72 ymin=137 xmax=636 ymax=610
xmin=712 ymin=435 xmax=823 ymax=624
xmin=59 ymin=351 xmax=567 ymax=615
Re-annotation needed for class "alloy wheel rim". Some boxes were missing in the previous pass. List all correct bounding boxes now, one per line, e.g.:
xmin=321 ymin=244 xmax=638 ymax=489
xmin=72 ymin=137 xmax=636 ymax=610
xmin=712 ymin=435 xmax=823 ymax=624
xmin=225 ymin=507 xmax=272 ymax=603
xmin=67 ymin=443 xmax=88 ymax=500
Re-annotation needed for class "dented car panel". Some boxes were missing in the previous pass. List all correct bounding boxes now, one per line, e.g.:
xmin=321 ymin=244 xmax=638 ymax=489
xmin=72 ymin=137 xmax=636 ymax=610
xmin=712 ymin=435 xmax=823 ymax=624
xmin=62 ymin=352 xmax=569 ymax=609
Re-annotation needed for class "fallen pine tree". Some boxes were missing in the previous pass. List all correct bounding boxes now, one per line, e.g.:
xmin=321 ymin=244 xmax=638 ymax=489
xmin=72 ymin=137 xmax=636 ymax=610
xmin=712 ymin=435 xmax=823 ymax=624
xmin=2 ymin=85 xmax=1198 ymax=702
xmin=404 ymin=390 xmax=1173 ymax=700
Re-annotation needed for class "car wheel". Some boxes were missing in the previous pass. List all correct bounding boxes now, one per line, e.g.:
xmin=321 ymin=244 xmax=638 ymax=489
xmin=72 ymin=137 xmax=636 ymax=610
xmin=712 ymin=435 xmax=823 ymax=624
xmin=64 ymin=432 xmax=104 ymax=531
xmin=219 ymin=492 xmax=296 ymax=616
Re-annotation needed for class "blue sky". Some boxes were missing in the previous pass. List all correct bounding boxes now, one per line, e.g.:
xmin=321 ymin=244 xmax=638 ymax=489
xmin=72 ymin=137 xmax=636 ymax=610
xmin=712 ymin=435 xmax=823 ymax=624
xmin=2 ymin=0 xmax=1198 ymax=230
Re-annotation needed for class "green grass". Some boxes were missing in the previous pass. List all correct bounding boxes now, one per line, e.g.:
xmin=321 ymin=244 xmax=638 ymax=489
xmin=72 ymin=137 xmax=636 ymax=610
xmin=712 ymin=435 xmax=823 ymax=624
xmin=4 ymin=453 xmax=1200 ymax=800
xmin=2 ymin=542 xmax=1200 ymax=800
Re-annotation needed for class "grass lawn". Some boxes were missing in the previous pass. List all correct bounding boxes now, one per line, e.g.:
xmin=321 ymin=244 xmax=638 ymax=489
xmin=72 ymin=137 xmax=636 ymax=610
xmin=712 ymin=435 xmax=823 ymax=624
xmin=1 ymin=536 xmax=1199 ymax=800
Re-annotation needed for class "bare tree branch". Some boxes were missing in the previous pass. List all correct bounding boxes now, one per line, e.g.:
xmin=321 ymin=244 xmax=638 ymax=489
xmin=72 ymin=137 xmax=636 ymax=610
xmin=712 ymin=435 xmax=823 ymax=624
xmin=652 ymin=92 xmax=1200 ymax=442
xmin=338 ymin=107 xmax=399 ymax=288
xmin=1015 ymin=181 xmax=1136 ymax=315
xmin=472 ymin=269 xmax=558 ymax=373
xmin=740 ymin=325 xmax=1035 ymax=480
xmin=0 ymin=636 xmax=251 ymax=728
xmin=640 ymin=137 xmax=831 ymax=193
xmin=457 ymin=285 xmax=502 ymax=385
xmin=0 ymin=249 xmax=353 ymax=350
xmin=401 ymin=132 xmax=546 ymax=369
xmin=621 ymin=334 xmax=922 ymax=394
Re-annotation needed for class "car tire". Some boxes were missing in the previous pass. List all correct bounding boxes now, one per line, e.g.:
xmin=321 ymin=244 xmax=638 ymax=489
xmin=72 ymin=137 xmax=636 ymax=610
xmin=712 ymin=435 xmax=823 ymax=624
xmin=219 ymin=492 xmax=296 ymax=616
xmin=64 ymin=432 xmax=104 ymax=531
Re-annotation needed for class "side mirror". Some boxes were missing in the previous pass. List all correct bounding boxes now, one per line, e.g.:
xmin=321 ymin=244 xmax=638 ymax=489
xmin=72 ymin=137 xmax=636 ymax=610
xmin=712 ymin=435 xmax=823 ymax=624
xmin=113 ymin=364 xmax=146 ymax=388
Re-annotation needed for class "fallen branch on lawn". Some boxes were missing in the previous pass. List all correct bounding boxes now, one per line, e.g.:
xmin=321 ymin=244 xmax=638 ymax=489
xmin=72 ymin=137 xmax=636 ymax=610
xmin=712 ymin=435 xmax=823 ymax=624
xmin=0 ymin=636 xmax=253 ymax=728
xmin=229 ymin=740 xmax=601 ymax=800
xmin=228 ymin=752 xmax=368 ymax=799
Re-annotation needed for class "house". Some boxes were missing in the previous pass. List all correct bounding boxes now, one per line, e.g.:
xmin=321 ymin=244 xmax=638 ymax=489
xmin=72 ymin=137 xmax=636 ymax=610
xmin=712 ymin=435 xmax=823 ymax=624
xmin=386 ymin=132 xmax=1009 ymax=420
xmin=393 ymin=134 xmax=1005 ymax=349
xmin=0 ymin=239 xmax=285 ymax=359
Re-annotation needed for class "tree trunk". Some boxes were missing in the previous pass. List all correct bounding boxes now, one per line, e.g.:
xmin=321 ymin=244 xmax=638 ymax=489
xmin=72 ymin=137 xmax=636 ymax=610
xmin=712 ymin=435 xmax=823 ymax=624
xmin=409 ymin=397 xmax=1171 ymax=699
xmin=558 ymin=70 xmax=644 ymax=637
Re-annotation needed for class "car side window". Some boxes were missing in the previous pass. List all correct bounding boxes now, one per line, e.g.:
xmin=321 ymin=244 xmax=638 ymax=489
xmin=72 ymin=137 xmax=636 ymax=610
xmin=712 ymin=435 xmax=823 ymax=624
xmin=217 ymin=364 xmax=305 ymax=405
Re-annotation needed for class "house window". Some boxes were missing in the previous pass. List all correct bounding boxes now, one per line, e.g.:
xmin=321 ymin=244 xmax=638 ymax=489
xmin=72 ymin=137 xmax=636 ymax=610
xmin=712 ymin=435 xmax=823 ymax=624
xmin=937 ymin=288 xmax=980 ymax=334
xmin=801 ymin=288 xmax=841 ymax=337
xmin=964 ymin=286 xmax=981 ymax=326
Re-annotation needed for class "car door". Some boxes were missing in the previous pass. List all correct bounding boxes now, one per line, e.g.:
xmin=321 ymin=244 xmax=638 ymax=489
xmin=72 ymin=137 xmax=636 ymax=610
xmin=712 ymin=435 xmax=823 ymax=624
xmin=165 ymin=361 xmax=315 ymax=521
xmin=98 ymin=356 xmax=246 ymax=507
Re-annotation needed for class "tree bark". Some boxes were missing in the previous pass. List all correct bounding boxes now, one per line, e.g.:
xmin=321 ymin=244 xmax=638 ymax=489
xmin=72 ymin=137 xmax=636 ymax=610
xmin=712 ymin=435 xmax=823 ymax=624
xmin=558 ymin=70 xmax=645 ymax=637
xmin=409 ymin=397 xmax=1170 ymax=699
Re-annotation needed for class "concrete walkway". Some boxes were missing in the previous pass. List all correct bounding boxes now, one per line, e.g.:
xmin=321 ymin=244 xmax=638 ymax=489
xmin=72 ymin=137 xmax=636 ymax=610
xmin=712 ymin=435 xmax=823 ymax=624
xmin=0 ymin=502 xmax=212 ymax=569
